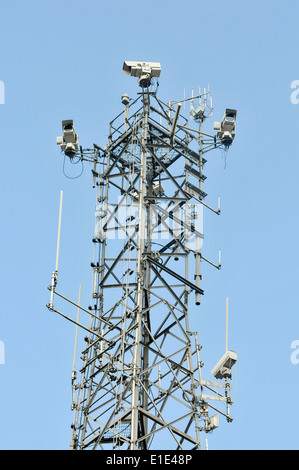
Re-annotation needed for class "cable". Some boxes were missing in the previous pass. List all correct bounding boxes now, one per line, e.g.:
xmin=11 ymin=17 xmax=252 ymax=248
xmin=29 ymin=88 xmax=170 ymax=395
xmin=63 ymin=154 xmax=84 ymax=179
xmin=220 ymin=147 xmax=229 ymax=169
xmin=150 ymin=77 xmax=159 ymax=95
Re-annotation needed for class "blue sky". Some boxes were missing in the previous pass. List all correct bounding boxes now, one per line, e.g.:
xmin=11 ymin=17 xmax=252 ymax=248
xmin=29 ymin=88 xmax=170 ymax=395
xmin=1 ymin=0 xmax=299 ymax=450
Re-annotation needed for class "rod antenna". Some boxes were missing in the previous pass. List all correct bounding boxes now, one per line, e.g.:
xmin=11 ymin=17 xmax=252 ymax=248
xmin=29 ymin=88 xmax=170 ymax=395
xmin=55 ymin=190 xmax=63 ymax=273
xmin=226 ymin=297 xmax=229 ymax=351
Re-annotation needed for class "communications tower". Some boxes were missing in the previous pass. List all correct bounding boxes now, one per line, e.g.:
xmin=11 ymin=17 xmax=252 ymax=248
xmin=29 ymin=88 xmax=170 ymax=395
xmin=47 ymin=61 xmax=238 ymax=450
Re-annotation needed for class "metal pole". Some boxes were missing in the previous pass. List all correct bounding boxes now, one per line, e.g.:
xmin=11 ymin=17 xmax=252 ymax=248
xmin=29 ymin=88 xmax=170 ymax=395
xmin=130 ymin=89 xmax=149 ymax=449
xmin=70 ymin=284 xmax=82 ymax=448
xmin=195 ymin=116 xmax=203 ymax=305
xmin=72 ymin=285 xmax=82 ymax=387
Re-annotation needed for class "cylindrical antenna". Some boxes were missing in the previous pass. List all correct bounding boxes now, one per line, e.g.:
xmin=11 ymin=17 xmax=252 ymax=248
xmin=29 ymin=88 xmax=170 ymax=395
xmin=170 ymin=103 xmax=182 ymax=142
xmin=55 ymin=190 xmax=63 ymax=273
xmin=218 ymin=249 xmax=221 ymax=268
xmin=190 ymin=89 xmax=194 ymax=114
xmin=72 ymin=284 xmax=82 ymax=376
xmin=226 ymin=297 xmax=229 ymax=351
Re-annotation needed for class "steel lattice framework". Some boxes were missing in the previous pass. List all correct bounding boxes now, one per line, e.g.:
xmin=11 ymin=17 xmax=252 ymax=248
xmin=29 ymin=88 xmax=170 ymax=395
xmin=47 ymin=68 xmax=237 ymax=450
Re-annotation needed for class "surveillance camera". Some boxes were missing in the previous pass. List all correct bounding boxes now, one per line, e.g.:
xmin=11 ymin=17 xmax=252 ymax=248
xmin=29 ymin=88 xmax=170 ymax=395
xmin=57 ymin=119 xmax=79 ymax=157
xmin=62 ymin=120 xmax=78 ymax=144
xmin=211 ymin=350 xmax=237 ymax=380
xmin=121 ymin=93 xmax=130 ymax=106
xmin=214 ymin=108 xmax=237 ymax=147
xmin=122 ymin=61 xmax=161 ymax=88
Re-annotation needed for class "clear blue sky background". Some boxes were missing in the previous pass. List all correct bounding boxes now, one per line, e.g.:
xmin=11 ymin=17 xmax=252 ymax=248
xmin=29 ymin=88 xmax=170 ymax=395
xmin=1 ymin=0 xmax=299 ymax=450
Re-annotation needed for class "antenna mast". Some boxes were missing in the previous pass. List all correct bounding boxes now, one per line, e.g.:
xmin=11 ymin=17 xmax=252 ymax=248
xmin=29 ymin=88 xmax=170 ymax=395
xmin=47 ymin=61 xmax=238 ymax=450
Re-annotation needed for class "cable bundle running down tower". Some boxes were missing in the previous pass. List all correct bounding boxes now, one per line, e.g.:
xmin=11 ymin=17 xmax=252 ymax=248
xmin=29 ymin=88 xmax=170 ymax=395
xmin=47 ymin=61 xmax=238 ymax=451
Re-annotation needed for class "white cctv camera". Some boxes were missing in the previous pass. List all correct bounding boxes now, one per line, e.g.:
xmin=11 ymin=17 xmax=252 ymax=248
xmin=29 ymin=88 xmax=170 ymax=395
xmin=122 ymin=61 xmax=161 ymax=88
xmin=56 ymin=119 xmax=79 ymax=157
xmin=211 ymin=349 xmax=237 ymax=379
xmin=214 ymin=109 xmax=237 ymax=147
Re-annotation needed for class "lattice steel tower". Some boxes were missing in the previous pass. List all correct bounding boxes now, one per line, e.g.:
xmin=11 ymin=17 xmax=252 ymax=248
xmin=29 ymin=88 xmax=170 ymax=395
xmin=47 ymin=61 xmax=238 ymax=450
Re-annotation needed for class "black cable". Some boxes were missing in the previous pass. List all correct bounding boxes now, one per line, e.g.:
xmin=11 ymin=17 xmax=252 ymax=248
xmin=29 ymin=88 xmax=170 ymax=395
xmin=63 ymin=154 xmax=84 ymax=179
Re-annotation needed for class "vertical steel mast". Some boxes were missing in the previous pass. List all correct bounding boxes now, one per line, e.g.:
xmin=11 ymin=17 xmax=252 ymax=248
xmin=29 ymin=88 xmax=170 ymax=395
xmin=48 ymin=61 xmax=238 ymax=450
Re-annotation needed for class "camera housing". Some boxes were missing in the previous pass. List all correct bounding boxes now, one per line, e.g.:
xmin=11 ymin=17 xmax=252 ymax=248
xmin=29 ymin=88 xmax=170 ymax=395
xmin=211 ymin=349 xmax=237 ymax=379
xmin=214 ymin=109 xmax=237 ymax=147
xmin=56 ymin=120 xmax=79 ymax=157
xmin=122 ymin=61 xmax=161 ymax=88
